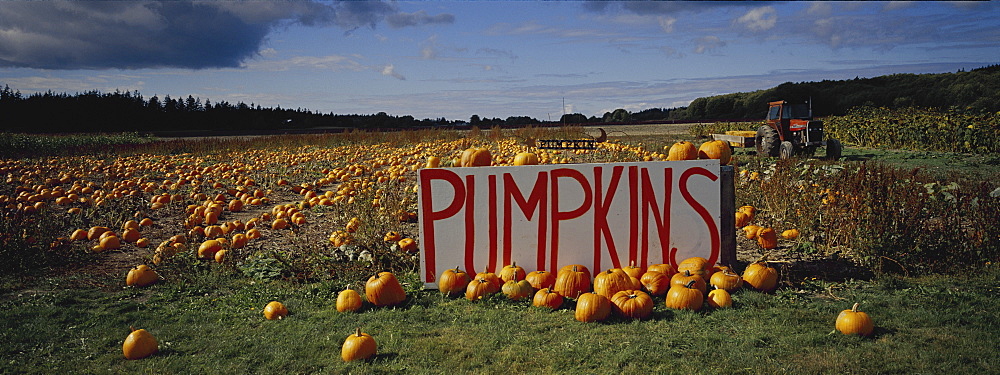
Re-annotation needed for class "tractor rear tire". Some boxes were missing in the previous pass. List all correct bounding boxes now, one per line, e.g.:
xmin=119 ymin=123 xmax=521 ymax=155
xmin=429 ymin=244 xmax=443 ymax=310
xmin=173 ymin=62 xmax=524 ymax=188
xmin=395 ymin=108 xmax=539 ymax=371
xmin=825 ymin=138 xmax=842 ymax=160
xmin=755 ymin=126 xmax=779 ymax=157
xmin=779 ymin=141 xmax=795 ymax=160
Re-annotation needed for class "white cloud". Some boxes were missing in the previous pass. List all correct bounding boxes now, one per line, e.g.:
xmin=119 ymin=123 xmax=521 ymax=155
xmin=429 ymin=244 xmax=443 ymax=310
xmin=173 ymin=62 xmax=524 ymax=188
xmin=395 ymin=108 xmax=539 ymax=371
xmin=381 ymin=64 xmax=405 ymax=80
xmin=658 ymin=16 xmax=677 ymax=33
xmin=693 ymin=36 xmax=725 ymax=54
xmin=735 ymin=6 xmax=777 ymax=32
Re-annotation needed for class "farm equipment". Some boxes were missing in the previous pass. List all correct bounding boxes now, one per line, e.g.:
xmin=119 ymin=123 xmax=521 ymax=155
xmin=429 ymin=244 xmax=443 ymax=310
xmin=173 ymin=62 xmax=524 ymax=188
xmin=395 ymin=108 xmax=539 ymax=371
xmin=711 ymin=100 xmax=841 ymax=160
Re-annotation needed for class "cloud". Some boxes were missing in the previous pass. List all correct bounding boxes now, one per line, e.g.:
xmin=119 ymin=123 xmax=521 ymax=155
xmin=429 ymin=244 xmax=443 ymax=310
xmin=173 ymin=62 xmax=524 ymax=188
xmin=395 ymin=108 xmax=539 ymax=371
xmin=735 ymin=6 xmax=777 ymax=32
xmin=381 ymin=64 xmax=405 ymax=80
xmin=386 ymin=10 xmax=455 ymax=28
xmin=693 ymin=36 xmax=726 ymax=54
xmin=0 ymin=0 xmax=454 ymax=70
xmin=658 ymin=17 xmax=677 ymax=33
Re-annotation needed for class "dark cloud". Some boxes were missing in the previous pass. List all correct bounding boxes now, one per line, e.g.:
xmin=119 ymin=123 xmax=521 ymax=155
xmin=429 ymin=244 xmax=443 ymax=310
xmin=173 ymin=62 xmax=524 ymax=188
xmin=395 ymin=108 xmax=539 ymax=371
xmin=0 ymin=0 xmax=454 ymax=70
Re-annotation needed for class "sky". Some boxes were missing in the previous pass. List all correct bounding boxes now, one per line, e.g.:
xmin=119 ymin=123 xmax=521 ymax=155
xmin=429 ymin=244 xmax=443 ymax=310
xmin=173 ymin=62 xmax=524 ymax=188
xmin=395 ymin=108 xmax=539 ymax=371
xmin=1 ymin=1 xmax=997 ymax=122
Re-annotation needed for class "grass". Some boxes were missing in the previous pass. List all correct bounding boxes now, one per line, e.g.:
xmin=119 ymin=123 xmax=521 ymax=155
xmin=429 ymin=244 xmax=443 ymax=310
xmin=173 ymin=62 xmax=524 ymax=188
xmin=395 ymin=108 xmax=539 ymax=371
xmin=2 ymin=266 xmax=997 ymax=373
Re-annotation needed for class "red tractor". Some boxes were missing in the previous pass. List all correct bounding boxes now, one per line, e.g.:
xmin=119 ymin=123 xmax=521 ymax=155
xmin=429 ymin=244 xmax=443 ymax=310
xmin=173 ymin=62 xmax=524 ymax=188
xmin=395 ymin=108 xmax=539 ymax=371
xmin=756 ymin=100 xmax=841 ymax=160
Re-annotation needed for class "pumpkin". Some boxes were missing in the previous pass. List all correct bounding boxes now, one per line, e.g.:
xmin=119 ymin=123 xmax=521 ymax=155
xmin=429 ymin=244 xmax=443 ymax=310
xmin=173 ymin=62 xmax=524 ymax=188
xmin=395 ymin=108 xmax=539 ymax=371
xmin=502 ymin=279 xmax=534 ymax=301
xmin=737 ymin=205 xmax=756 ymax=220
xmin=473 ymin=272 xmax=503 ymax=291
xmin=87 ymin=226 xmax=110 ymax=241
xmin=197 ymin=239 xmax=223 ymax=260
xmin=532 ymin=288 xmax=564 ymax=309
xmin=559 ymin=264 xmax=592 ymax=280
xmin=438 ymin=267 xmax=471 ymax=297
xmin=665 ymin=280 xmax=704 ymax=311
xmin=263 ymin=301 xmax=288 ymax=320
xmin=698 ymin=140 xmax=732 ymax=165
xmin=593 ymin=268 xmax=637 ymax=298
xmin=743 ymin=225 xmax=762 ymax=240
xmin=513 ymin=152 xmax=539 ymax=166
xmin=639 ymin=271 xmax=670 ymax=296
xmin=366 ymin=272 xmax=407 ymax=307
xmin=782 ymin=228 xmax=800 ymax=240
xmin=742 ymin=256 xmax=778 ymax=292
xmin=574 ymin=292 xmax=612 ymax=322
xmin=709 ymin=268 xmax=743 ymax=291
xmin=757 ymin=227 xmax=778 ymax=249
xmin=677 ymin=257 xmax=712 ymax=281
xmin=735 ymin=211 xmax=751 ymax=228
xmin=99 ymin=235 xmax=122 ymax=250
xmin=425 ymin=156 xmax=441 ymax=168
xmin=466 ymin=277 xmax=499 ymax=301
xmin=230 ymin=233 xmax=248 ymax=249
xmin=666 ymin=141 xmax=699 ymax=161
xmin=836 ymin=303 xmax=874 ymax=336
xmin=122 ymin=327 xmax=158 ymax=360
xmin=337 ymin=288 xmax=363 ymax=313
xmin=554 ymin=265 xmax=591 ymax=298
xmin=398 ymin=238 xmax=418 ymax=253
xmin=341 ymin=328 xmax=377 ymax=362
xmin=126 ymin=265 xmax=159 ymax=287
xmin=647 ymin=263 xmax=677 ymax=278
xmin=70 ymin=229 xmax=88 ymax=241
xmin=383 ymin=231 xmax=401 ymax=242
xmin=622 ymin=260 xmax=643 ymax=279
xmin=498 ymin=262 xmax=526 ymax=284
xmin=670 ymin=270 xmax=708 ymax=295
xmin=707 ymin=287 xmax=733 ymax=308
xmin=121 ymin=228 xmax=141 ymax=243
xmin=525 ymin=270 xmax=555 ymax=290
xmin=611 ymin=289 xmax=654 ymax=320
xmin=460 ymin=147 xmax=493 ymax=167
xmin=214 ymin=249 xmax=228 ymax=263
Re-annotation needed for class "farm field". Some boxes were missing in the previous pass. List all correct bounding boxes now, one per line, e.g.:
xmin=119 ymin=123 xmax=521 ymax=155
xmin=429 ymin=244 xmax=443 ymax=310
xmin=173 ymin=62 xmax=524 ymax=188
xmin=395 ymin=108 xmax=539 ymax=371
xmin=1 ymin=123 xmax=998 ymax=373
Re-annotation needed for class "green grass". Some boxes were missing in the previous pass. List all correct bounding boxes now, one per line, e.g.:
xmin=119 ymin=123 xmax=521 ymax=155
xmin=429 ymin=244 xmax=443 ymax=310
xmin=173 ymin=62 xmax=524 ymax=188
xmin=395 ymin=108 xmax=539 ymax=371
xmin=2 ymin=267 xmax=997 ymax=373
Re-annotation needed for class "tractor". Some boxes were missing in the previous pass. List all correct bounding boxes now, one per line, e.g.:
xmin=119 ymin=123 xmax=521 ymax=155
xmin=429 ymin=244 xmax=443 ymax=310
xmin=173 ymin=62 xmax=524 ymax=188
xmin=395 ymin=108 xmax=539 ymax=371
xmin=755 ymin=100 xmax=841 ymax=160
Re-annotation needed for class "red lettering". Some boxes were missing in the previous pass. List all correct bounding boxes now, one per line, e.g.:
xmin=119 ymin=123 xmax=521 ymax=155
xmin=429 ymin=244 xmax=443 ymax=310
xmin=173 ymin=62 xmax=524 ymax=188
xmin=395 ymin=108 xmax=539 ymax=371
xmin=641 ymin=167 xmax=672 ymax=268
xmin=419 ymin=169 xmax=465 ymax=282
xmin=464 ymin=175 xmax=477 ymax=272
xmin=679 ymin=167 xmax=720 ymax=266
xmin=550 ymin=168 xmax=592 ymax=271
xmin=503 ymin=172 xmax=549 ymax=271
xmin=488 ymin=174 xmax=498 ymax=273
xmin=593 ymin=166 xmax=624 ymax=271
xmin=628 ymin=166 xmax=639 ymax=268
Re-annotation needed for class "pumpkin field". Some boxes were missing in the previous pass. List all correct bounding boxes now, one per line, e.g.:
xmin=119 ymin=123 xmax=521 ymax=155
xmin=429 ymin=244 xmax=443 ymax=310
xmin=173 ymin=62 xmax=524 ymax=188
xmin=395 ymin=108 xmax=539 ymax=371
xmin=1 ymin=117 xmax=998 ymax=373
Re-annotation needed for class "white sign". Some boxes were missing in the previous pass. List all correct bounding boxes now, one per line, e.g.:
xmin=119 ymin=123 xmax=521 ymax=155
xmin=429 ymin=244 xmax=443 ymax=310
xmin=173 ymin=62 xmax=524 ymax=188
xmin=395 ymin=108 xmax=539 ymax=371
xmin=417 ymin=160 xmax=722 ymax=287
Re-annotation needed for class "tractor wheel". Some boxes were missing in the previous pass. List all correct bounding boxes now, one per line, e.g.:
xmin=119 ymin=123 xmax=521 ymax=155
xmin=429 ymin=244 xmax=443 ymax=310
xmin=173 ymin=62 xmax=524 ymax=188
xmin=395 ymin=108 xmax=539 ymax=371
xmin=779 ymin=141 xmax=795 ymax=160
xmin=755 ymin=126 xmax=779 ymax=157
xmin=825 ymin=138 xmax=842 ymax=160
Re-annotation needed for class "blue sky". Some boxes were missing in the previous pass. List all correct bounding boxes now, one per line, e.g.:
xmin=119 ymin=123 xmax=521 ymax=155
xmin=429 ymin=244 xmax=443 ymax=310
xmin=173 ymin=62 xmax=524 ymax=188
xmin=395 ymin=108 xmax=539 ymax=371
xmin=1 ymin=1 xmax=997 ymax=122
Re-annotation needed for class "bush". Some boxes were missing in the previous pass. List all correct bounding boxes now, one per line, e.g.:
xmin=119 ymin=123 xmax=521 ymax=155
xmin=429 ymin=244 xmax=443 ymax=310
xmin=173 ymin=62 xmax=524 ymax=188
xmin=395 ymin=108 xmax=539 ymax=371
xmin=825 ymin=106 xmax=1000 ymax=154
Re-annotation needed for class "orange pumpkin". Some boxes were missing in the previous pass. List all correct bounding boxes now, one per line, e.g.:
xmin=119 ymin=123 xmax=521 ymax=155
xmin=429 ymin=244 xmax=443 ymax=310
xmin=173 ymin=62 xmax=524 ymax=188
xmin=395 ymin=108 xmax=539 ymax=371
xmin=337 ymin=288 xmax=363 ymax=313
xmin=666 ymin=141 xmax=699 ymax=161
xmin=513 ymin=152 xmax=539 ymax=166
xmin=498 ymin=262 xmax=526 ymax=284
xmin=126 ymin=265 xmax=159 ymax=287
xmin=122 ymin=327 xmax=158 ymax=360
xmin=460 ymin=147 xmax=493 ymax=167
xmin=525 ymin=270 xmax=555 ymax=290
xmin=836 ymin=303 xmax=874 ymax=336
xmin=532 ymin=288 xmax=564 ymax=309
xmin=263 ymin=301 xmax=288 ymax=320
xmin=665 ymin=280 xmax=703 ymax=311
xmin=610 ymin=289 xmax=654 ymax=320
xmin=757 ymin=227 xmax=778 ymax=249
xmin=438 ymin=267 xmax=471 ymax=297
xmin=698 ymin=140 xmax=732 ymax=165
xmin=574 ymin=292 xmax=612 ymax=322
xmin=742 ymin=256 xmax=778 ymax=292
xmin=365 ymin=272 xmax=407 ymax=307
xmin=341 ymin=328 xmax=377 ymax=362
xmin=554 ymin=265 xmax=591 ymax=298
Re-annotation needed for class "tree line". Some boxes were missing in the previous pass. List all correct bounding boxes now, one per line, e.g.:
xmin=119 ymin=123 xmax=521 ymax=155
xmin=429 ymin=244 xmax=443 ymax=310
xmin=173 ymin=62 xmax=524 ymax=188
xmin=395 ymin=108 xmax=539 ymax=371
xmin=2 ymin=64 xmax=997 ymax=133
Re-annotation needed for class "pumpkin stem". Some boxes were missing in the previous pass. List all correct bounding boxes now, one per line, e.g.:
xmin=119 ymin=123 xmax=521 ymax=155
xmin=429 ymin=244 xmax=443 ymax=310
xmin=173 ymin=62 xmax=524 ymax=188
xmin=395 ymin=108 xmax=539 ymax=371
xmin=684 ymin=280 xmax=698 ymax=289
xmin=684 ymin=270 xmax=691 ymax=277
xmin=851 ymin=302 xmax=860 ymax=313
xmin=129 ymin=325 xmax=136 ymax=332
xmin=355 ymin=327 xmax=363 ymax=337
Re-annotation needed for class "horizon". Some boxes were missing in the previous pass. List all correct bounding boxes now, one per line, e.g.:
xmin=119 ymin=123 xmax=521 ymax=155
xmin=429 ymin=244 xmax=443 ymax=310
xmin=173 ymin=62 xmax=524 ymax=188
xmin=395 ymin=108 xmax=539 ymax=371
xmin=1 ymin=1 xmax=997 ymax=122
